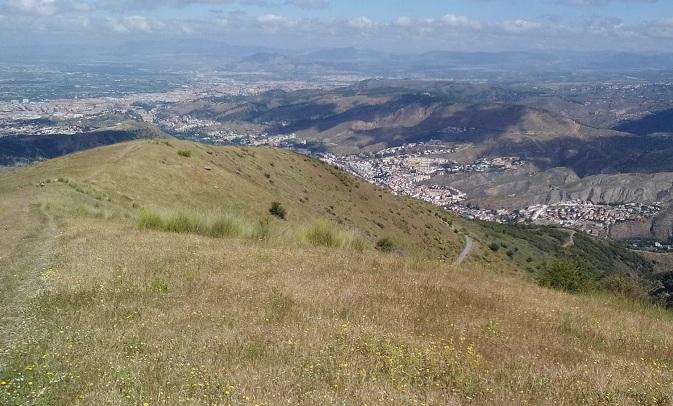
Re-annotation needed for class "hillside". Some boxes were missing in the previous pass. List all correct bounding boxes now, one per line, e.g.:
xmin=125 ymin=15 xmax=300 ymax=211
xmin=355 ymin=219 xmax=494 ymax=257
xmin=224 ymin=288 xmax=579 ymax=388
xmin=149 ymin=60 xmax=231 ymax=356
xmin=0 ymin=119 xmax=167 ymax=166
xmin=614 ymin=107 xmax=673 ymax=135
xmin=168 ymin=83 xmax=612 ymax=155
xmin=1 ymin=140 xmax=673 ymax=404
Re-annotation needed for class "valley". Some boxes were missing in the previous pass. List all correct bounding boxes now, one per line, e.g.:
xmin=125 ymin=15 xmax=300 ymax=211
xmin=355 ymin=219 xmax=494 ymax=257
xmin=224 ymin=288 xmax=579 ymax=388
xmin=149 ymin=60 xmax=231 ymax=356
xmin=4 ymin=68 xmax=673 ymax=245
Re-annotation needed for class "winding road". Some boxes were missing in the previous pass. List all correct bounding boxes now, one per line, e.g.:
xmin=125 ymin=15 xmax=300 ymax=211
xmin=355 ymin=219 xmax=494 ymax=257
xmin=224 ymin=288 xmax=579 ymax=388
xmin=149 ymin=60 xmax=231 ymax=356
xmin=455 ymin=235 xmax=474 ymax=265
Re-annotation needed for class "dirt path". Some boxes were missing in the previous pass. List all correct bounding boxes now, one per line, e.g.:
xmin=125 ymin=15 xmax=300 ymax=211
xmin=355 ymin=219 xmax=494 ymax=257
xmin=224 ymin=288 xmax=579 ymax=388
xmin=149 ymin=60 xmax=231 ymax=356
xmin=563 ymin=230 xmax=576 ymax=249
xmin=0 ymin=199 xmax=58 ymax=369
xmin=456 ymin=235 xmax=474 ymax=265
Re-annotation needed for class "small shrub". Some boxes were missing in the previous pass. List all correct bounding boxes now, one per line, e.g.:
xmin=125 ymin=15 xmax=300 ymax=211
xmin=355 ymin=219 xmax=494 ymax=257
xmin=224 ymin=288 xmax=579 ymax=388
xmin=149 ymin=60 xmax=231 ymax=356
xmin=489 ymin=242 xmax=500 ymax=252
xmin=599 ymin=274 xmax=647 ymax=300
xmin=269 ymin=202 xmax=287 ymax=220
xmin=538 ymin=260 xmax=596 ymax=293
xmin=506 ymin=250 xmax=514 ymax=258
xmin=376 ymin=238 xmax=395 ymax=253
xmin=177 ymin=150 xmax=192 ymax=158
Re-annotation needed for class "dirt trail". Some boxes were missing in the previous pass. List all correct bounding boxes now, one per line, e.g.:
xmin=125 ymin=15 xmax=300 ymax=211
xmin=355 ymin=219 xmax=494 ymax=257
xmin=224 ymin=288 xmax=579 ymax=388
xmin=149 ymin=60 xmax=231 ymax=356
xmin=456 ymin=235 xmax=474 ymax=265
xmin=563 ymin=230 xmax=576 ymax=248
xmin=0 ymin=200 xmax=58 ymax=369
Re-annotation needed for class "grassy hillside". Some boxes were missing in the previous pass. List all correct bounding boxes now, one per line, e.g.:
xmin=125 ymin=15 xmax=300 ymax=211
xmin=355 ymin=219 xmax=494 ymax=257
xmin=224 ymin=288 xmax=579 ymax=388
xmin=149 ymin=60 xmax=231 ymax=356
xmin=1 ymin=140 xmax=673 ymax=405
xmin=3 ymin=139 xmax=467 ymax=260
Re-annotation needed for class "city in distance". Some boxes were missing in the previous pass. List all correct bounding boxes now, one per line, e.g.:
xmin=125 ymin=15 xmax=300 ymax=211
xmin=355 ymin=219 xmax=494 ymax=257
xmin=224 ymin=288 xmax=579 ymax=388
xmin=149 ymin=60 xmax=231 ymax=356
xmin=3 ymin=0 xmax=673 ymax=404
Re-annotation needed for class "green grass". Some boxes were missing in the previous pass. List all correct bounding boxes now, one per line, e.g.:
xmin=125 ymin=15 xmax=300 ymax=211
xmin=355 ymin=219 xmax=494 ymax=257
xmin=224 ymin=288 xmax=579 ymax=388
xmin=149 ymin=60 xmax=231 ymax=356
xmin=139 ymin=209 xmax=248 ymax=239
xmin=137 ymin=209 xmax=369 ymax=252
xmin=302 ymin=221 xmax=369 ymax=251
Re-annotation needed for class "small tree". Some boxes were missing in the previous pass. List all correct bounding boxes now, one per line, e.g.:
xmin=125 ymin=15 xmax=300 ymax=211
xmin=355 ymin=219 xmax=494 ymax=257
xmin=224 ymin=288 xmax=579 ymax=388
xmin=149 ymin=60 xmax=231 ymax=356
xmin=538 ymin=260 xmax=596 ymax=293
xmin=376 ymin=238 xmax=395 ymax=253
xmin=269 ymin=202 xmax=286 ymax=220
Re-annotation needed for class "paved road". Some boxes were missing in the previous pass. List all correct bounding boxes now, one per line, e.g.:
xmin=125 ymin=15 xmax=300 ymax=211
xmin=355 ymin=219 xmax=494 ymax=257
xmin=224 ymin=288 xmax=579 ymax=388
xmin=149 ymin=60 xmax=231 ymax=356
xmin=456 ymin=235 xmax=474 ymax=265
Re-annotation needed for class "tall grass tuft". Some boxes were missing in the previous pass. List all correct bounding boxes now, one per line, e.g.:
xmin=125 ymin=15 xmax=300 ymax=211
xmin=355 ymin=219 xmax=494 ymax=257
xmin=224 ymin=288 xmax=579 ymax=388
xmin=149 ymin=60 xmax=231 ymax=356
xmin=138 ymin=210 xmax=165 ymax=230
xmin=303 ymin=221 xmax=369 ymax=251
xmin=207 ymin=215 xmax=244 ymax=238
xmin=138 ymin=209 xmax=246 ymax=239
xmin=137 ymin=210 xmax=370 ymax=252
xmin=164 ymin=212 xmax=205 ymax=234
xmin=305 ymin=222 xmax=338 ymax=247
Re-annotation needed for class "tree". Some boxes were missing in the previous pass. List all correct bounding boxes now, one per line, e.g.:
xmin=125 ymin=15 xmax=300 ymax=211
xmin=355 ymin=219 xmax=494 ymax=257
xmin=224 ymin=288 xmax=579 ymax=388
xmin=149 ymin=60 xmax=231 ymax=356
xmin=538 ymin=260 xmax=596 ymax=293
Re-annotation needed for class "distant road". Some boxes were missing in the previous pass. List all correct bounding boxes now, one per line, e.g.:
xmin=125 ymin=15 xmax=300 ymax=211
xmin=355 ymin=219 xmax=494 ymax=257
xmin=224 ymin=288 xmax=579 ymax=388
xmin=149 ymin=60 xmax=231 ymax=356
xmin=562 ymin=230 xmax=576 ymax=248
xmin=456 ymin=235 xmax=474 ymax=265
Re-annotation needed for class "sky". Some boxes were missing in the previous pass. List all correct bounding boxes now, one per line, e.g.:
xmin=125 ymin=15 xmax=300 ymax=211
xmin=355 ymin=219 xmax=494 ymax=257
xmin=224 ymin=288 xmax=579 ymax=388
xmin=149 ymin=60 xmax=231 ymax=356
xmin=1 ymin=0 xmax=673 ymax=53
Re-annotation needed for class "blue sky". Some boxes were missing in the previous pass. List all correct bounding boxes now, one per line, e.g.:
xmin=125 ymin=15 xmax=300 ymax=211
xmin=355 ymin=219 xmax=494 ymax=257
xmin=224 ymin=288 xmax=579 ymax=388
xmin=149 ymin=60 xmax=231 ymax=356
xmin=1 ymin=0 xmax=673 ymax=52
xmin=134 ymin=0 xmax=673 ymax=23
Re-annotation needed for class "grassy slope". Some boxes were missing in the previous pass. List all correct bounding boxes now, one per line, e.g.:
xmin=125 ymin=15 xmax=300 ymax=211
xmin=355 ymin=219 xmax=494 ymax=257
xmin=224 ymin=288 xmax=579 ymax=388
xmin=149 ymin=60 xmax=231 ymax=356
xmin=1 ymin=140 xmax=672 ymax=405
xmin=15 ymin=139 xmax=466 ymax=260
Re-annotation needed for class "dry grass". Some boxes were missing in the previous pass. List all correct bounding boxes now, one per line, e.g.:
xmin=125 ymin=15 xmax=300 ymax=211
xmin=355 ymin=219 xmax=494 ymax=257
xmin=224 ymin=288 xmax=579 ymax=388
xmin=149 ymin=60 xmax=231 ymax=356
xmin=2 ymin=218 xmax=673 ymax=405
xmin=2 ymin=140 xmax=673 ymax=405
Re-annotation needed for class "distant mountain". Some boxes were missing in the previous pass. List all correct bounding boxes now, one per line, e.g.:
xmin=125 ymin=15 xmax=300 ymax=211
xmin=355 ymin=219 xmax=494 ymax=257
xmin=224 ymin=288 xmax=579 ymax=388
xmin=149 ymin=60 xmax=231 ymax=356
xmin=614 ymin=108 xmax=673 ymax=135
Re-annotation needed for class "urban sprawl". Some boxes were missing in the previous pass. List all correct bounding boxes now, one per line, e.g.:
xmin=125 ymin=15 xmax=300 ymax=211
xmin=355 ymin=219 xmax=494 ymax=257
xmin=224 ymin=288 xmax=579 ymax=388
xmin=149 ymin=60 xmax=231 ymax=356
xmin=1 ymin=83 xmax=663 ymax=240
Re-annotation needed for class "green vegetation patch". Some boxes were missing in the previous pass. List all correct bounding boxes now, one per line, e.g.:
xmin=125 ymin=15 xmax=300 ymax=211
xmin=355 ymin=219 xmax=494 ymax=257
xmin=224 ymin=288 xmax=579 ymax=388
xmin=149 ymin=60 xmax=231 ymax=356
xmin=302 ymin=221 xmax=368 ymax=251
xmin=538 ymin=260 xmax=597 ymax=293
xmin=138 ymin=209 xmax=247 ymax=239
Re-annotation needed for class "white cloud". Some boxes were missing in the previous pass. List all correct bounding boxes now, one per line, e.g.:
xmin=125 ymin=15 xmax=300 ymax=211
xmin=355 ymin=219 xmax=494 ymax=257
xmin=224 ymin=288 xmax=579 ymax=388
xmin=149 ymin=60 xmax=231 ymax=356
xmin=285 ymin=0 xmax=329 ymax=9
xmin=439 ymin=14 xmax=482 ymax=30
xmin=107 ymin=15 xmax=157 ymax=33
xmin=5 ymin=0 xmax=59 ymax=16
xmin=501 ymin=19 xmax=542 ymax=34
xmin=4 ymin=0 xmax=91 ymax=16
xmin=645 ymin=17 xmax=673 ymax=37
xmin=1 ymin=2 xmax=673 ymax=52
xmin=348 ymin=16 xmax=378 ymax=31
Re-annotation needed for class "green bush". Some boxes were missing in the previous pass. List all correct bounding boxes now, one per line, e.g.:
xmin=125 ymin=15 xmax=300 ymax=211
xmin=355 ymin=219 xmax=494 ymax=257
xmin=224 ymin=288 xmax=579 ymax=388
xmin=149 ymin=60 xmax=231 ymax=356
xmin=489 ymin=242 xmax=500 ymax=252
xmin=177 ymin=150 xmax=192 ymax=158
xmin=599 ymin=274 xmax=647 ymax=300
xmin=269 ymin=202 xmax=287 ymax=220
xmin=376 ymin=238 xmax=395 ymax=253
xmin=538 ymin=260 xmax=596 ymax=293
